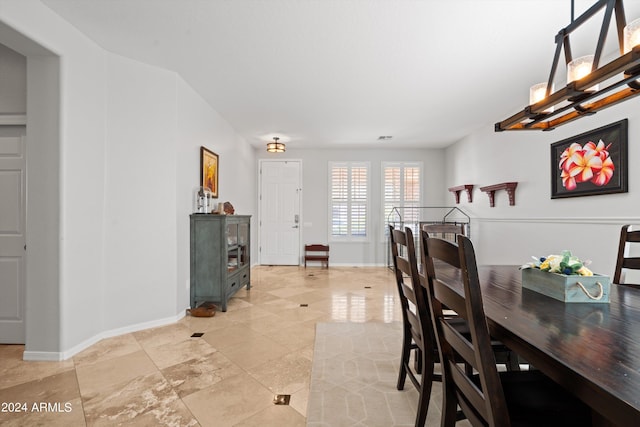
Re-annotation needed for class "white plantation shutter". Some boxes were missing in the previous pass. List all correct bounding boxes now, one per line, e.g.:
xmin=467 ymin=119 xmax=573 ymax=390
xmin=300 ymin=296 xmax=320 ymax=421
xmin=383 ymin=162 xmax=422 ymax=236
xmin=329 ymin=162 xmax=369 ymax=240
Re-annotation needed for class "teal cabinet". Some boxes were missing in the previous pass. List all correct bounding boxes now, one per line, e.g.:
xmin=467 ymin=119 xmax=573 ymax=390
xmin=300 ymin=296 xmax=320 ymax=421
xmin=190 ymin=214 xmax=251 ymax=311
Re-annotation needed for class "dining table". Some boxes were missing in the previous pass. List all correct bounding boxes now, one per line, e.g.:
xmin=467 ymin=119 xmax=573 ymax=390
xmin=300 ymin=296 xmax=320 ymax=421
xmin=440 ymin=264 xmax=640 ymax=426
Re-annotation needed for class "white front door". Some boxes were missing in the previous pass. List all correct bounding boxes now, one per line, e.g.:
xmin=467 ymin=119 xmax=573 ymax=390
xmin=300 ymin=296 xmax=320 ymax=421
xmin=259 ymin=160 xmax=301 ymax=265
xmin=0 ymin=125 xmax=26 ymax=344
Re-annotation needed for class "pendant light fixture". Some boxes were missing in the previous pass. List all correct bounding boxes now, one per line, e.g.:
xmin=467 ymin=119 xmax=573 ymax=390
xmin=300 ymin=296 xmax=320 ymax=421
xmin=496 ymin=0 xmax=640 ymax=131
xmin=266 ymin=137 xmax=286 ymax=153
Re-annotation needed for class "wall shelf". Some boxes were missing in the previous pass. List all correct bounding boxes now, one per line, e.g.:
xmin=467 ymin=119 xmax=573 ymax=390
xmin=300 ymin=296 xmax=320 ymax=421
xmin=448 ymin=184 xmax=474 ymax=204
xmin=479 ymin=182 xmax=518 ymax=207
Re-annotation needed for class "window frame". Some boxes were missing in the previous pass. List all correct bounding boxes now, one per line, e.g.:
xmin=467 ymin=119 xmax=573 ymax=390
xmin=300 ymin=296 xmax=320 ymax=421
xmin=381 ymin=161 xmax=423 ymax=240
xmin=328 ymin=161 xmax=371 ymax=242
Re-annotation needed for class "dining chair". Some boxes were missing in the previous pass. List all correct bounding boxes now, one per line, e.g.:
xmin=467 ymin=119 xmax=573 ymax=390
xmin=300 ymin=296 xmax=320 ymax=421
xmin=389 ymin=225 xmax=519 ymax=426
xmin=613 ymin=224 xmax=640 ymax=287
xmin=389 ymin=225 xmax=437 ymax=426
xmin=421 ymin=232 xmax=593 ymax=427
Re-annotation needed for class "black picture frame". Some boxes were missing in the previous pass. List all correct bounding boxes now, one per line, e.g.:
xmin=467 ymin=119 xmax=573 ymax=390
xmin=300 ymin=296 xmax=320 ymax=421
xmin=551 ymin=119 xmax=628 ymax=199
xmin=200 ymin=146 xmax=219 ymax=198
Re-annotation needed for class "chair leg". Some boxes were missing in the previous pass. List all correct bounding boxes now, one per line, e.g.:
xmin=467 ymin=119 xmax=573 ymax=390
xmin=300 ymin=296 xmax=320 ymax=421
xmin=415 ymin=349 xmax=434 ymax=427
xmin=440 ymin=375 xmax=458 ymax=427
xmin=414 ymin=348 xmax=423 ymax=374
xmin=397 ymin=332 xmax=411 ymax=390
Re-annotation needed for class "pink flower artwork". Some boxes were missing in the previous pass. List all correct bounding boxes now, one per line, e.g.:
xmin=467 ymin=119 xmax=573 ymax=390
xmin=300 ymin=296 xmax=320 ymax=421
xmin=558 ymin=139 xmax=615 ymax=190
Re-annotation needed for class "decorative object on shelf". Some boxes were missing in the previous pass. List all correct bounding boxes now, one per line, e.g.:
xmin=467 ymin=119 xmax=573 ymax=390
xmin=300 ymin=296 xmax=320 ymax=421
xmin=479 ymin=182 xmax=518 ymax=207
xmin=495 ymin=0 xmax=640 ymax=131
xmin=266 ymin=136 xmax=286 ymax=153
xmin=521 ymin=251 xmax=610 ymax=302
xmin=551 ymin=119 xmax=628 ymax=198
xmin=223 ymin=201 xmax=235 ymax=215
xmin=194 ymin=186 xmax=213 ymax=214
xmin=448 ymin=184 xmax=474 ymax=203
xmin=200 ymin=146 xmax=219 ymax=198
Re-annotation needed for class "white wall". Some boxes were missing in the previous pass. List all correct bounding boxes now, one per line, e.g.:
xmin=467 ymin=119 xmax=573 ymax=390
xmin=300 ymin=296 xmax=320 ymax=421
xmin=256 ymin=147 xmax=446 ymax=265
xmin=0 ymin=43 xmax=26 ymax=113
xmin=175 ymin=78 xmax=257 ymax=313
xmin=445 ymin=104 xmax=640 ymax=276
xmin=0 ymin=0 xmax=256 ymax=359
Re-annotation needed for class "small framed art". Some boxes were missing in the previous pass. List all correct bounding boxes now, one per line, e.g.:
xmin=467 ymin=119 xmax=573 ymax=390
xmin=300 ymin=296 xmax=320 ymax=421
xmin=200 ymin=146 xmax=219 ymax=198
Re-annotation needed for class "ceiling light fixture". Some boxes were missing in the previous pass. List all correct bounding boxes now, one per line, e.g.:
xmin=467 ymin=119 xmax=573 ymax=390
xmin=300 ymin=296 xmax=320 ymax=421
xmin=496 ymin=0 xmax=640 ymax=131
xmin=266 ymin=137 xmax=286 ymax=153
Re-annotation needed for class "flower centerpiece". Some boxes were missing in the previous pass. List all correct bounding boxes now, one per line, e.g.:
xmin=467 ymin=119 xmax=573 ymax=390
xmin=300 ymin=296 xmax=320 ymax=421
xmin=521 ymin=250 xmax=593 ymax=276
xmin=520 ymin=250 xmax=609 ymax=303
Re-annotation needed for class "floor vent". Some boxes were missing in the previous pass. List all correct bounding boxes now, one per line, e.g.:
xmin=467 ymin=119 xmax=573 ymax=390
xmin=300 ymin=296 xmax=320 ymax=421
xmin=273 ymin=394 xmax=291 ymax=405
xmin=191 ymin=332 xmax=204 ymax=338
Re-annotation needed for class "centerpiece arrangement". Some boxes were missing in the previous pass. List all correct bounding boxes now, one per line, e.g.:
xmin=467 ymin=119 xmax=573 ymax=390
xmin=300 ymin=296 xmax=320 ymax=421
xmin=521 ymin=250 xmax=610 ymax=303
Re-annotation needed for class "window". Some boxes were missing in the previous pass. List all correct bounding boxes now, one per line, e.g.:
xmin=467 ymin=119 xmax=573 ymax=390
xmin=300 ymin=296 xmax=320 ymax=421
xmin=329 ymin=162 xmax=369 ymax=240
xmin=383 ymin=162 xmax=422 ymax=236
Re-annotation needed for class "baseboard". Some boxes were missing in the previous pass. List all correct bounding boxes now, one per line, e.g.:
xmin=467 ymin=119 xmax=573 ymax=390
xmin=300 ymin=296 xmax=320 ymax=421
xmin=23 ymin=310 xmax=186 ymax=361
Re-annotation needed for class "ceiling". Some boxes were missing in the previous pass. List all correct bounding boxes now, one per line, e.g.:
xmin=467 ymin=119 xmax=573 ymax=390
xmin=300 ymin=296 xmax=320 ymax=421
xmin=41 ymin=0 xmax=640 ymax=149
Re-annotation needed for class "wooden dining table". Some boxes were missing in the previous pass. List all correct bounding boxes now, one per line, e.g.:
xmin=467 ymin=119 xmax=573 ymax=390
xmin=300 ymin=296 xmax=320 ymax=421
xmin=437 ymin=264 xmax=640 ymax=426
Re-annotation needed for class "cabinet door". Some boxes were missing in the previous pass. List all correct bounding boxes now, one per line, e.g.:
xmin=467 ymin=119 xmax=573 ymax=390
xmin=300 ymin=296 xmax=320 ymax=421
xmin=227 ymin=221 xmax=239 ymax=273
xmin=192 ymin=218 xmax=223 ymax=301
xmin=238 ymin=222 xmax=249 ymax=267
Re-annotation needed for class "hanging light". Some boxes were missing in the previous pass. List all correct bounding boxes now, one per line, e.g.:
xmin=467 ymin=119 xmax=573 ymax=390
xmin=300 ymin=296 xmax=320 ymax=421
xmin=529 ymin=82 xmax=555 ymax=113
xmin=266 ymin=136 xmax=286 ymax=153
xmin=625 ymin=17 xmax=640 ymax=53
xmin=496 ymin=0 xmax=640 ymax=131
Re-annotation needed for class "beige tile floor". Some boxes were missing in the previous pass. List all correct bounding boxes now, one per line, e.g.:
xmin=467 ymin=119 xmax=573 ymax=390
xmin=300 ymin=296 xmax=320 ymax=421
xmin=0 ymin=265 xmax=418 ymax=427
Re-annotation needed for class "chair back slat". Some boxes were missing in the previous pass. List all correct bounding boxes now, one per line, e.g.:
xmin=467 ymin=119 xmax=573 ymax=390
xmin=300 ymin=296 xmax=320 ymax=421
xmin=431 ymin=278 xmax=467 ymax=322
xmin=622 ymin=257 xmax=640 ymax=269
xmin=449 ymin=362 xmax=489 ymax=421
xmin=440 ymin=319 xmax=476 ymax=369
xmin=626 ymin=230 xmax=640 ymax=242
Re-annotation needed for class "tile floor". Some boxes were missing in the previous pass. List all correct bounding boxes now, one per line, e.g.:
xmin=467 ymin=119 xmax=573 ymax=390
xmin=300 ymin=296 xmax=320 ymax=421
xmin=0 ymin=265 xmax=415 ymax=426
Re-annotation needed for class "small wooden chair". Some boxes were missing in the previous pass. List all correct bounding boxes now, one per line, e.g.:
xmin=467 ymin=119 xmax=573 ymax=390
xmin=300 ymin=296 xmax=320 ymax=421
xmin=613 ymin=224 xmax=640 ymax=287
xmin=421 ymin=233 xmax=592 ymax=426
xmin=304 ymin=244 xmax=329 ymax=268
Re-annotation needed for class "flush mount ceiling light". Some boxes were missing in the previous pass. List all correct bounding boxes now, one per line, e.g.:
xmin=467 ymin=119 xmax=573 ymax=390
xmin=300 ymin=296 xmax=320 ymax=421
xmin=266 ymin=137 xmax=286 ymax=153
xmin=496 ymin=0 xmax=640 ymax=132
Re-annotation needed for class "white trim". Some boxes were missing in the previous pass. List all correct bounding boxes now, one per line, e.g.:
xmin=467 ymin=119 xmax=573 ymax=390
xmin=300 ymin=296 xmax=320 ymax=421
xmin=22 ymin=311 xmax=186 ymax=361
xmin=476 ymin=217 xmax=640 ymax=225
xmin=0 ymin=114 xmax=27 ymax=125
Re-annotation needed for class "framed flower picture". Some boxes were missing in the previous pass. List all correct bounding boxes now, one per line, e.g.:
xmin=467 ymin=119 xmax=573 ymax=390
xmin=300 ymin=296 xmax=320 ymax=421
xmin=200 ymin=146 xmax=219 ymax=198
xmin=551 ymin=119 xmax=628 ymax=199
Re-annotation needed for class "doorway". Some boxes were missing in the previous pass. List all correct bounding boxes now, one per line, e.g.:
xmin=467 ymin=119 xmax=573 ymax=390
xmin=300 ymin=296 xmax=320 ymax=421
xmin=259 ymin=160 xmax=302 ymax=265
xmin=0 ymin=125 xmax=26 ymax=343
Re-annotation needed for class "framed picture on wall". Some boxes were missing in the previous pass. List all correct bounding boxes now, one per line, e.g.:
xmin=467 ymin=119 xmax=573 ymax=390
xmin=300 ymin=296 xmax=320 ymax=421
xmin=551 ymin=119 xmax=628 ymax=199
xmin=200 ymin=146 xmax=219 ymax=198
